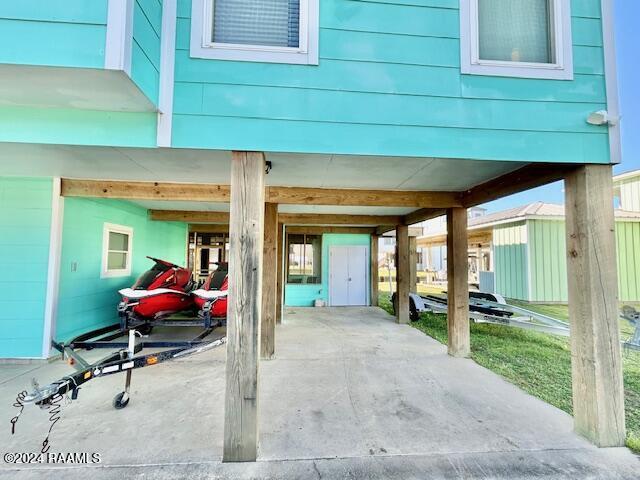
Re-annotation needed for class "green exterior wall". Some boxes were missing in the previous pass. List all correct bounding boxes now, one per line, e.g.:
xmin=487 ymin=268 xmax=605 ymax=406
xmin=493 ymin=221 xmax=529 ymax=301
xmin=285 ymin=233 xmax=370 ymax=307
xmin=615 ymin=221 xmax=640 ymax=303
xmin=172 ymin=0 xmax=610 ymax=162
xmin=0 ymin=177 xmax=52 ymax=358
xmin=131 ymin=0 xmax=162 ymax=105
xmin=528 ymin=220 xmax=569 ymax=303
xmin=56 ymin=198 xmax=187 ymax=342
xmin=493 ymin=218 xmax=640 ymax=303
xmin=0 ymin=1 xmax=108 ymax=68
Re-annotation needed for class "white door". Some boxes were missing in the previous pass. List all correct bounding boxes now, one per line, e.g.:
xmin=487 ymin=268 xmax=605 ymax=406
xmin=329 ymin=246 xmax=368 ymax=306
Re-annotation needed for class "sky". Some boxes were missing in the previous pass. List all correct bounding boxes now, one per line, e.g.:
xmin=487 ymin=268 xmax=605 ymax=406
xmin=483 ymin=1 xmax=640 ymax=213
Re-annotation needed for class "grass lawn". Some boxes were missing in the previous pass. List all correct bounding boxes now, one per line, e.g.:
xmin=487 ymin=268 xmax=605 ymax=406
xmin=378 ymin=293 xmax=640 ymax=452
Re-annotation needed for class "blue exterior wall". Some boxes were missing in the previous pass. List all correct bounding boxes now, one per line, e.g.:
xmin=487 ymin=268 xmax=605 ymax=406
xmin=285 ymin=233 xmax=370 ymax=307
xmin=0 ymin=1 xmax=108 ymax=68
xmin=132 ymin=0 xmax=162 ymax=105
xmin=56 ymin=198 xmax=187 ymax=342
xmin=172 ymin=0 xmax=610 ymax=163
xmin=0 ymin=177 xmax=52 ymax=358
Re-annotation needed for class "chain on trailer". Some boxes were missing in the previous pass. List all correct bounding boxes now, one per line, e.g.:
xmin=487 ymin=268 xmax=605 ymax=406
xmin=9 ymin=325 xmax=226 ymax=451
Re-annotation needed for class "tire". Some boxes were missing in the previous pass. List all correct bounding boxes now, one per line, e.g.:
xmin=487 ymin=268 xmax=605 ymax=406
xmin=136 ymin=324 xmax=153 ymax=336
xmin=410 ymin=298 xmax=420 ymax=322
xmin=113 ymin=392 xmax=130 ymax=410
xmin=391 ymin=293 xmax=397 ymax=316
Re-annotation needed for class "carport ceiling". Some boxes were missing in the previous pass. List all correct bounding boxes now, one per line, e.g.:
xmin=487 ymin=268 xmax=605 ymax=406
xmin=0 ymin=142 xmax=526 ymax=192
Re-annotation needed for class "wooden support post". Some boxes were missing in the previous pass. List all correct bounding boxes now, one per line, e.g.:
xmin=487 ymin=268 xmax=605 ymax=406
xmin=261 ymin=203 xmax=278 ymax=360
xmin=370 ymin=235 xmax=379 ymax=306
xmin=276 ymin=223 xmax=284 ymax=324
xmin=223 ymin=151 xmax=265 ymax=462
xmin=447 ymin=208 xmax=470 ymax=358
xmin=409 ymin=236 xmax=418 ymax=294
xmin=396 ymin=225 xmax=410 ymax=324
xmin=564 ymin=165 xmax=626 ymax=447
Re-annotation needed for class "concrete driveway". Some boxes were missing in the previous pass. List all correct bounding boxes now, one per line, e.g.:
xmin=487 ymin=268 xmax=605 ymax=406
xmin=1 ymin=307 xmax=638 ymax=479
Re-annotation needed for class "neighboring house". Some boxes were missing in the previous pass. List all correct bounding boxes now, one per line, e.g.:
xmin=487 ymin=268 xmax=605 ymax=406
xmin=418 ymin=202 xmax=640 ymax=302
xmin=614 ymin=169 xmax=640 ymax=211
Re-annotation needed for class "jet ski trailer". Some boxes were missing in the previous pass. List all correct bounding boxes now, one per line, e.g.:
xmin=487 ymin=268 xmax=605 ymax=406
xmin=18 ymin=325 xmax=226 ymax=411
xmin=401 ymin=292 xmax=640 ymax=350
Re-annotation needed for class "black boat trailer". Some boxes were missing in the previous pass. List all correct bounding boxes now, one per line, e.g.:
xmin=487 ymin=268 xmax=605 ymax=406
xmin=22 ymin=324 xmax=226 ymax=410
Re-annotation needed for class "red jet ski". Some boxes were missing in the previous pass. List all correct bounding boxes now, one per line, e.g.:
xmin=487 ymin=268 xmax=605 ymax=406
xmin=118 ymin=257 xmax=195 ymax=332
xmin=191 ymin=262 xmax=228 ymax=327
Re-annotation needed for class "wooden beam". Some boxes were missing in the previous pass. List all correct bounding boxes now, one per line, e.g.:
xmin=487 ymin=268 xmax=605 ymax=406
xmin=278 ymin=213 xmax=401 ymax=226
xmin=62 ymin=178 xmax=461 ymax=208
xmin=276 ymin=223 xmax=284 ymax=324
xmin=403 ymin=208 xmax=446 ymax=226
xmin=396 ymin=225 xmax=410 ymax=324
xmin=267 ymin=186 xmax=462 ymax=208
xmin=150 ymin=210 xmax=229 ymax=223
xmin=376 ymin=225 xmax=395 ymax=235
xmin=286 ymin=226 xmax=376 ymax=235
xmin=261 ymin=203 xmax=278 ymax=360
xmin=564 ymin=165 xmax=626 ymax=447
xmin=61 ymin=178 xmax=231 ymax=202
xmin=447 ymin=208 xmax=470 ymax=358
xmin=409 ymin=236 xmax=417 ymax=294
xmin=371 ymin=235 xmax=379 ymax=307
xmin=462 ymin=163 xmax=578 ymax=208
xmin=189 ymin=224 xmax=229 ymax=234
xmin=223 ymin=152 xmax=265 ymax=463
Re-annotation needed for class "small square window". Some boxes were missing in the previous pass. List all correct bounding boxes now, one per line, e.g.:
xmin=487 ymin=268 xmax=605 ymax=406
xmin=460 ymin=0 xmax=573 ymax=80
xmin=102 ymin=223 xmax=133 ymax=278
xmin=190 ymin=0 xmax=319 ymax=65
xmin=286 ymin=234 xmax=321 ymax=284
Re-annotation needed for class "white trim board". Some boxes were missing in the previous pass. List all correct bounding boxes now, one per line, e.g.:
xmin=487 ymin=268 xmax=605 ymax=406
xmin=600 ymin=0 xmax=622 ymax=164
xmin=105 ymin=0 xmax=135 ymax=73
xmin=460 ymin=0 xmax=573 ymax=80
xmin=42 ymin=178 xmax=64 ymax=359
xmin=190 ymin=0 xmax=319 ymax=65
xmin=157 ymin=0 xmax=178 ymax=147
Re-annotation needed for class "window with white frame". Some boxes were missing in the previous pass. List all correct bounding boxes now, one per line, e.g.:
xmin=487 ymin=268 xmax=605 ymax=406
xmin=102 ymin=223 xmax=133 ymax=278
xmin=190 ymin=0 xmax=319 ymax=65
xmin=460 ymin=0 xmax=573 ymax=80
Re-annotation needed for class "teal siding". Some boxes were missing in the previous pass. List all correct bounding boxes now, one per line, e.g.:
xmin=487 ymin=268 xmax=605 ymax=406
xmin=285 ymin=233 xmax=370 ymax=307
xmin=56 ymin=198 xmax=187 ymax=341
xmin=0 ymin=177 xmax=52 ymax=358
xmin=0 ymin=1 xmax=107 ymax=68
xmin=528 ymin=220 xmax=568 ymax=303
xmin=131 ymin=0 xmax=162 ymax=104
xmin=493 ymin=222 xmax=529 ymax=301
xmin=0 ymin=107 xmax=157 ymax=147
xmin=172 ymin=0 xmax=610 ymax=162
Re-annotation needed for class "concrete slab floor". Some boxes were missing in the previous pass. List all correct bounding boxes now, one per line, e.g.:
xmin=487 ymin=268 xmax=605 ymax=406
xmin=0 ymin=307 xmax=637 ymax=479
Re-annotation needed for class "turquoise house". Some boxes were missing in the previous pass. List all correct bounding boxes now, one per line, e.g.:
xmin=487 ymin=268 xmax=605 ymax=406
xmin=0 ymin=0 xmax=629 ymax=456
xmin=0 ymin=0 xmax=621 ymax=359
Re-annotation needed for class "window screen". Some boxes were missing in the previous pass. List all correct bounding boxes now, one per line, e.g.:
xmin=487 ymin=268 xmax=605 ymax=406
xmin=211 ymin=0 xmax=301 ymax=48
xmin=478 ymin=0 xmax=553 ymax=63
xmin=287 ymin=234 xmax=321 ymax=284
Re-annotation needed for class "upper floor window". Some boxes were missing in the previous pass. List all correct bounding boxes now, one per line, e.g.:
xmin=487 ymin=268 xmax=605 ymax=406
xmin=190 ymin=0 xmax=319 ymax=65
xmin=460 ymin=0 xmax=573 ymax=80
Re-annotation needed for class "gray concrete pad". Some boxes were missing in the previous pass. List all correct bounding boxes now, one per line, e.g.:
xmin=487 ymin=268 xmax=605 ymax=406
xmin=1 ymin=307 xmax=637 ymax=479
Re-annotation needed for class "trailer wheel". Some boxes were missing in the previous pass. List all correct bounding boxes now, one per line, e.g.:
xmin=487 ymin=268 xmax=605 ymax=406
xmin=136 ymin=324 xmax=153 ymax=336
xmin=410 ymin=299 xmax=420 ymax=322
xmin=113 ymin=392 xmax=130 ymax=409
